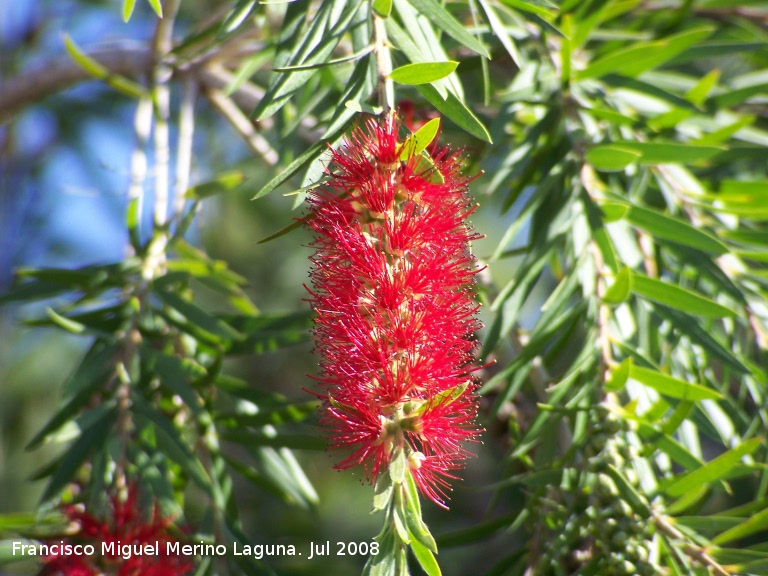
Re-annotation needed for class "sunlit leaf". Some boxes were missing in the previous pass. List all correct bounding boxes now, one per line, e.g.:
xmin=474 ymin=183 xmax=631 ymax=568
xmin=629 ymin=365 xmax=723 ymax=401
xmin=631 ymin=273 xmax=736 ymax=318
xmin=417 ymin=83 xmax=491 ymax=142
xmin=64 ymin=35 xmax=146 ymax=99
xmin=122 ymin=0 xmax=137 ymax=21
xmin=664 ymin=437 xmax=763 ymax=498
xmin=586 ymin=145 xmax=641 ymax=171
xmin=407 ymin=0 xmax=490 ymax=58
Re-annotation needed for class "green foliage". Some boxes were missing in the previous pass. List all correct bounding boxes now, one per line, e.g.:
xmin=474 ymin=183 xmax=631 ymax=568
xmin=2 ymin=0 xmax=768 ymax=575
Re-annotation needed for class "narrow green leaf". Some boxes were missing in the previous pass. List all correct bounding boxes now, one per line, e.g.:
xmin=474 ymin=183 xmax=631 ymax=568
xmin=218 ymin=0 xmax=258 ymax=37
xmin=410 ymin=537 xmax=442 ymax=576
xmin=373 ymin=474 xmax=394 ymax=511
xmin=273 ymin=47 xmax=373 ymax=73
xmin=400 ymin=118 xmax=441 ymax=161
xmin=598 ymin=201 xmax=630 ymax=223
xmin=390 ymin=448 xmax=406 ymax=484
xmin=669 ymin=41 xmax=768 ymax=64
xmin=0 ymin=280 xmax=72 ymax=304
xmin=393 ymin=493 xmax=411 ymax=543
xmin=657 ymin=306 xmax=750 ymax=376
xmin=407 ymin=0 xmax=490 ymax=58
xmin=150 ymin=352 xmax=205 ymax=415
xmin=405 ymin=506 xmax=438 ymax=552
xmin=45 ymin=307 xmax=86 ymax=334
xmin=694 ymin=115 xmax=755 ymax=146
xmin=629 ymin=365 xmax=722 ymax=401
xmin=154 ymin=290 xmax=242 ymax=341
xmin=636 ymin=422 xmax=704 ymax=471
xmin=713 ymin=508 xmax=768 ymax=546
xmin=477 ymin=0 xmax=523 ymax=68
xmin=221 ymin=311 xmax=312 ymax=354
xmin=712 ymin=82 xmax=768 ymax=108
xmin=252 ymin=0 xmax=363 ymax=120
xmin=390 ymin=61 xmax=458 ymax=85
xmin=609 ymin=141 xmax=723 ymax=165
xmin=605 ymin=357 xmax=632 ymax=392
xmin=252 ymin=125 xmax=347 ymax=200
xmin=64 ymin=35 xmax=146 ymax=99
xmin=603 ymin=266 xmax=632 ymax=304
xmin=363 ymin=530 xmax=397 ymax=576
xmin=134 ymin=399 xmax=211 ymax=489
xmin=631 ymin=273 xmax=736 ymax=318
xmin=665 ymin=438 xmax=764 ymax=498
xmin=257 ymin=218 xmax=305 ymax=244
xmin=373 ymin=0 xmax=393 ymax=17
xmin=185 ymin=171 xmax=245 ymax=199
xmin=224 ymin=454 xmax=289 ymax=503
xmin=586 ymin=145 xmax=641 ymax=171
xmin=498 ymin=0 xmax=557 ymax=19
xmin=323 ymin=54 xmax=377 ymax=138
xmin=122 ymin=0 xmax=137 ymax=21
xmin=27 ymin=347 xmax=114 ymax=450
xmin=144 ymin=0 xmax=163 ymax=18
xmin=41 ymin=408 xmax=114 ymax=502
xmin=625 ymin=204 xmax=728 ymax=255
xmin=686 ymin=69 xmax=720 ymax=107
xmin=605 ymin=464 xmax=651 ymax=518
xmin=577 ymin=27 xmax=713 ymax=79
xmin=417 ymin=84 xmax=491 ymax=142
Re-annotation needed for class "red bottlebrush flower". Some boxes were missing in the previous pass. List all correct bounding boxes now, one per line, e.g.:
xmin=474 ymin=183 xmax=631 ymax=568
xmin=306 ymin=113 xmax=482 ymax=507
xmin=39 ymin=483 xmax=194 ymax=576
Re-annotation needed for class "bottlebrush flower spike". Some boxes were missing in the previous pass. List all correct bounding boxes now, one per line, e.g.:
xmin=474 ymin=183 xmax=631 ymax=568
xmin=40 ymin=483 xmax=194 ymax=576
xmin=306 ymin=113 xmax=482 ymax=507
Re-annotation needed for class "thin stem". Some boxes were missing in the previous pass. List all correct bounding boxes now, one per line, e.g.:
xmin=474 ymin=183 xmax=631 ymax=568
xmin=151 ymin=0 xmax=181 ymax=230
xmin=174 ymin=78 xmax=197 ymax=223
xmin=144 ymin=0 xmax=182 ymax=280
xmin=373 ymin=13 xmax=394 ymax=110
xmin=128 ymin=96 xmax=153 ymax=253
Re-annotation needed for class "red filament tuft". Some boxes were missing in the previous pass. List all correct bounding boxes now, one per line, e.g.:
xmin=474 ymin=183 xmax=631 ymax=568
xmin=39 ymin=483 xmax=194 ymax=576
xmin=306 ymin=114 xmax=482 ymax=507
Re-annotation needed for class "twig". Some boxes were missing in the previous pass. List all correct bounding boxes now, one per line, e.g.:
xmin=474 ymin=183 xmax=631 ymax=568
xmin=373 ymin=13 xmax=394 ymax=110
xmin=174 ymin=78 xmax=197 ymax=222
xmin=151 ymin=0 xmax=181 ymax=230
xmin=127 ymin=96 xmax=153 ymax=253
xmin=204 ymin=88 xmax=278 ymax=166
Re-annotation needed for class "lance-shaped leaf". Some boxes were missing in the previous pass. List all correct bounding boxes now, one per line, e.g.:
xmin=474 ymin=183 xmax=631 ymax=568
xmin=586 ymin=145 xmax=642 ymax=171
xmin=603 ymin=266 xmax=632 ymax=305
xmin=713 ymin=507 xmax=768 ymax=546
xmin=664 ymin=437 xmax=763 ymax=498
xmin=400 ymin=118 xmax=441 ymax=160
xmin=629 ymin=365 xmax=722 ymax=401
xmin=390 ymin=61 xmax=458 ymax=85
xmin=631 ymin=272 xmax=736 ymax=318
xmin=625 ymin=204 xmax=728 ymax=255
xmin=417 ymin=84 xmax=491 ymax=142
xmin=407 ymin=0 xmax=490 ymax=58
xmin=64 ymin=35 xmax=146 ymax=99
xmin=576 ymin=27 xmax=713 ymax=79
xmin=185 ymin=171 xmax=246 ymax=199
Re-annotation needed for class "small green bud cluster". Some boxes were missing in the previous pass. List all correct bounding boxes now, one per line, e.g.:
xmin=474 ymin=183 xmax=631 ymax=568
xmin=531 ymin=406 xmax=657 ymax=575
xmin=582 ymin=407 xmax=656 ymax=575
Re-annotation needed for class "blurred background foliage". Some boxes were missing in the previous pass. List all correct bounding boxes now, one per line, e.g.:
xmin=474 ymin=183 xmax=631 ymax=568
xmin=2 ymin=0 xmax=768 ymax=575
